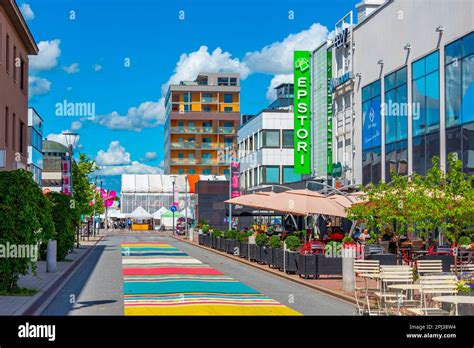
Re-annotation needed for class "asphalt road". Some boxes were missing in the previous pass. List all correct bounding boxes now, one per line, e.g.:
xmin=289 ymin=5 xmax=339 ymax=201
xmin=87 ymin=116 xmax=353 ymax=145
xmin=42 ymin=233 xmax=355 ymax=315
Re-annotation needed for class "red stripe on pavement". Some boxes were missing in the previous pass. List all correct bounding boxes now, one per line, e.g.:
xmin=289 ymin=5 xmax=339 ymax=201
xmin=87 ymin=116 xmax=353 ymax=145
xmin=123 ymin=267 xmax=224 ymax=275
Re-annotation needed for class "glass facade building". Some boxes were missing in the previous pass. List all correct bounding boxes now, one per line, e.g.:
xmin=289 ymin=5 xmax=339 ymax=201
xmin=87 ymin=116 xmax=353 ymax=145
xmin=362 ymin=80 xmax=381 ymax=185
xmin=445 ymin=32 xmax=474 ymax=175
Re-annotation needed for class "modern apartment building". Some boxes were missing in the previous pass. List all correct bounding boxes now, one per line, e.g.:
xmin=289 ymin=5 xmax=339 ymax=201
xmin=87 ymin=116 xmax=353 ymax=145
xmin=352 ymin=0 xmax=474 ymax=185
xmin=27 ymin=107 xmax=43 ymax=185
xmin=164 ymin=72 xmax=240 ymax=176
xmin=0 ymin=0 xmax=38 ymax=171
xmin=42 ymin=140 xmax=68 ymax=193
xmin=238 ymin=84 xmax=301 ymax=190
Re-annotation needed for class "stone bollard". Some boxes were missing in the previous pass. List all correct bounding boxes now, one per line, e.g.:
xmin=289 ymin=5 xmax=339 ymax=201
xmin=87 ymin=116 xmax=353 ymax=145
xmin=46 ymin=240 xmax=57 ymax=273
xmin=342 ymin=247 xmax=355 ymax=293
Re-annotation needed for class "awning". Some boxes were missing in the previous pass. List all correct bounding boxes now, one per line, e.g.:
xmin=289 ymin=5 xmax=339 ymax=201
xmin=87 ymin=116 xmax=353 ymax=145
xmin=225 ymin=191 xmax=277 ymax=210
xmin=127 ymin=206 xmax=153 ymax=219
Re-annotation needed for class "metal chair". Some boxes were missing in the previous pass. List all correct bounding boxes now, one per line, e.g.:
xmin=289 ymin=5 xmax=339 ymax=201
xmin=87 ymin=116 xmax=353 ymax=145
xmin=353 ymin=259 xmax=381 ymax=315
xmin=416 ymin=260 xmax=443 ymax=275
xmin=407 ymin=274 xmax=458 ymax=316
xmin=375 ymin=265 xmax=414 ymax=315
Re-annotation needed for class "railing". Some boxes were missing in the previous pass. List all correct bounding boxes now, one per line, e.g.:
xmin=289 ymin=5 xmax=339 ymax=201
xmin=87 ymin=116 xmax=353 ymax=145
xmin=170 ymin=142 xmax=197 ymax=149
xmin=170 ymin=158 xmax=196 ymax=165
xmin=218 ymin=127 xmax=236 ymax=134
xmin=170 ymin=126 xmax=215 ymax=134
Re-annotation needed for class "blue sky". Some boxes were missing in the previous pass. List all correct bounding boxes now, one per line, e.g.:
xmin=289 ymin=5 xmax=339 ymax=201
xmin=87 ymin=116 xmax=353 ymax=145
xmin=24 ymin=0 xmax=358 ymax=194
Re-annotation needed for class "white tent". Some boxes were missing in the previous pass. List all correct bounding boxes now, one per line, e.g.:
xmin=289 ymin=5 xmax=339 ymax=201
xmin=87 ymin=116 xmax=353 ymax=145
xmin=148 ymin=175 xmax=163 ymax=193
xmin=135 ymin=175 xmax=149 ymax=193
xmin=108 ymin=210 xmax=126 ymax=219
xmin=127 ymin=206 xmax=153 ymax=219
xmin=180 ymin=207 xmax=193 ymax=218
xmin=152 ymin=207 xmax=169 ymax=219
xmin=122 ymin=174 xmax=136 ymax=192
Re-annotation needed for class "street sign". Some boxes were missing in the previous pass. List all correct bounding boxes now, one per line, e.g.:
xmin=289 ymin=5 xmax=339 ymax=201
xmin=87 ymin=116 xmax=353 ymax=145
xmin=170 ymin=205 xmax=177 ymax=213
xmin=332 ymin=162 xmax=343 ymax=178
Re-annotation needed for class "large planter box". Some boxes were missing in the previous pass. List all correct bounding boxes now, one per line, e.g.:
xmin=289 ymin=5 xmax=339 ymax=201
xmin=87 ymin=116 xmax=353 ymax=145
xmin=298 ymin=254 xmax=317 ymax=278
xmin=210 ymin=236 xmax=217 ymax=249
xmin=255 ymin=245 xmax=268 ymax=264
xmin=275 ymin=248 xmax=284 ymax=270
xmin=239 ymin=242 xmax=249 ymax=258
xmin=198 ymin=234 xmax=203 ymax=245
xmin=266 ymin=247 xmax=275 ymax=266
xmin=367 ymin=253 xmax=398 ymax=265
xmin=226 ymin=239 xmax=238 ymax=255
xmin=203 ymin=234 xmax=210 ymax=246
xmin=423 ymin=254 xmax=455 ymax=272
xmin=217 ymin=237 xmax=225 ymax=251
xmin=249 ymin=244 xmax=257 ymax=261
xmin=315 ymin=254 xmax=343 ymax=277
xmin=285 ymin=251 xmax=299 ymax=274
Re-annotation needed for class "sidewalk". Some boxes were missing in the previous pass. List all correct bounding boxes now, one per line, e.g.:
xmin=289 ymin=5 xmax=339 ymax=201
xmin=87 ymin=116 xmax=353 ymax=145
xmin=172 ymin=234 xmax=357 ymax=305
xmin=0 ymin=236 xmax=103 ymax=315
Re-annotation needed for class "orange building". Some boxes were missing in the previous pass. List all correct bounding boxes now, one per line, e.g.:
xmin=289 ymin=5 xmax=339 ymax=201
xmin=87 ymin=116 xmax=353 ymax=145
xmin=164 ymin=73 xmax=240 ymax=176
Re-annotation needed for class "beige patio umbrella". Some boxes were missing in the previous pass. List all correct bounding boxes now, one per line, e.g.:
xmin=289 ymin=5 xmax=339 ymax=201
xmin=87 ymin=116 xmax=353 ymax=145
xmin=225 ymin=191 xmax=277 ymax=210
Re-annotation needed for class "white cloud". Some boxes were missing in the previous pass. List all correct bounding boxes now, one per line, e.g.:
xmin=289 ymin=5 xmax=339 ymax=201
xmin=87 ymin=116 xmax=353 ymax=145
xmin=98 ymin=161 xmax=163 ymax=176
xmin=266 ymin=74 xmax=293 ymax=101
xmin=63 ymin=63 xmax=80 ymax=74
xmin=20 ymin=3 xmax=35 ymax=21
xmin=71 ymin=121 xmax=82 ymax=131
xmin=244 ymin=23 xmax=328 ymax=75
xmin=45 ymin=131 xmax=80 ymax=148
xmin=140 ymin=151 xmax=157 ymax=162
xmin=94 ymin=64 xmax=102 ymax=72
xmin=92 ymin=24 xmax=329 ymax=131
xmin=95 ymin=141 xmax=132 ymax=166
xmin=29 ymin=39 xmax=61 ymax=71
xmin=29 ymin=76 xmax=51 ymax=98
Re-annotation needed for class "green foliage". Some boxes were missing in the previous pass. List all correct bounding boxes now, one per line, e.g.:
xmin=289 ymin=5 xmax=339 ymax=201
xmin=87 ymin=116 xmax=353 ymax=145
xmin=347 ymin=153 xmax=474 ymax=248
xmin=342 ymin=236 xmax=354 ymax=243
xmin=458 ymin=236 xmax=471 ymax=246
xmin=46 ymin=192 xmax=77 ymax=261
xmin=0 ymin=170 xmax=55 ymax=292
xmin=268 ymin=235 xmax=282 ymax=248
xmin=236 ymin=231 xmax=252 ymax=242
xmin=72 ymin=154 xmax=104 ymax=221
xmin=224 ymin=229 xmax=238 ymax=239
xmin=284 ymin=235 xmax=300 ymax=251
xmin=255 ymin=233 xmax=268 ymax=246
xmin=210 ymin=229 xmax=222 ymax=238
xmin=201 ymin=224 xmax=209 ymax=234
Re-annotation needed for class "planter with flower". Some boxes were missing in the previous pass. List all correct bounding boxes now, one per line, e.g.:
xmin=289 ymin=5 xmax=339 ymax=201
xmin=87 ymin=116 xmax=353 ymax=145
xmin=284 ymin=236 xmax=301 ymax=274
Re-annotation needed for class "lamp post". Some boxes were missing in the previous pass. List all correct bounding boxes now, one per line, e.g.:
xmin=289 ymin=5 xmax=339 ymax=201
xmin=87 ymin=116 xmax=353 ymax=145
xmin=171 ymin=175 xmax=176 ymax=235
xmin=62 ymin=131 xmax=79 ymax=247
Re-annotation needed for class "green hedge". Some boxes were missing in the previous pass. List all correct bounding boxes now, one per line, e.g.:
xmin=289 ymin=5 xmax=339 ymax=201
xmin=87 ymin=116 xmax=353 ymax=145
xmin=0 ymin=170 xmax=55 ymax=292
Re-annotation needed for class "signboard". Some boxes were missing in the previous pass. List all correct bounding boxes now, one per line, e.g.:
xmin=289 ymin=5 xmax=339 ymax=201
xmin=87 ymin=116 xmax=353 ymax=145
xmin=294 ymin=50 xmax=311 ymax=174
xmin=61 ymin=157 xmax=71 ymax=195
xmin=327 ymin=50 xmax=333 ymax=176
xmin=334 ymin=28 xmax=349 ymax=49
xmin=231 ymin=162 xmax=240 ymax=198
xmin=330 ymin=71 xmax=353 ymax=92
xmin=332 ymin=162 xmax=343 ymax=178
xmin=170 ymin=205 xmax=177 ymax=213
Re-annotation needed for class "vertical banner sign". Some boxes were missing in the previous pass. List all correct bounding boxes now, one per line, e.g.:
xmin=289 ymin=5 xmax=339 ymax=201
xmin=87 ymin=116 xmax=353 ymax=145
xmin=327 ymin=50 xmax=333 ymax=176
xmin=294 ymin=51 xmax=311 ymax=174
xmin=231 ymin=162 xmax=240 ymax=198
xmin=61 ymin=156 xmax=71 ymax=195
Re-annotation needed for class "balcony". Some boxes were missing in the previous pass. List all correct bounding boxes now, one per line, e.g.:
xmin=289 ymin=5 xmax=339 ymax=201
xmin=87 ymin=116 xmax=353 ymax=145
xmin=170 ymin=142 xmax=197 ymax=149
xmin=170 ymin=158 xmax=196 ymax=165
xmin=201 ymin=158 xmax=218 ymax=165
xmin=201 ymin=97 xmax=219 ymax=103
xmin=218 ymin=127 xmax=236 ymax=134
xmin=171 ymin=126 xmax=215 ymax=134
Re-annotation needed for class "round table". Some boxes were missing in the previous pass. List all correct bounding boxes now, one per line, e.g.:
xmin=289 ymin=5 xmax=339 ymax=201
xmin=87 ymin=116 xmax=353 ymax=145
xmin=432 ymin=295 xmax=474 ymax=315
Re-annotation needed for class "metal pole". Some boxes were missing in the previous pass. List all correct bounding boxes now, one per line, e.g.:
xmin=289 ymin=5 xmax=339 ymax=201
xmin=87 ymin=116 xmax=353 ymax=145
xmin=172 ymin=179 xmax=175 ymax=235
xmin=185 ymin=175 xmax=188 ymax=237
xmin=228 ymin=159 xmax=232 ymax=231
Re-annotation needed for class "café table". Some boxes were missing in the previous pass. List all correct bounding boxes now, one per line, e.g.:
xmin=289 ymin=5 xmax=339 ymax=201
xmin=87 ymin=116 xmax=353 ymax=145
xmin=388 ymin=284 xmax=422 ymax=314
xmin=432 ymin=295 xmax=474 ymax=315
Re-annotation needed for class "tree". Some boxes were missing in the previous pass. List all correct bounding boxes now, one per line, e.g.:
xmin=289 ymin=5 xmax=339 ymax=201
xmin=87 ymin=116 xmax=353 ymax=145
xmin=0 ymin=170 xmax=54 ymax=292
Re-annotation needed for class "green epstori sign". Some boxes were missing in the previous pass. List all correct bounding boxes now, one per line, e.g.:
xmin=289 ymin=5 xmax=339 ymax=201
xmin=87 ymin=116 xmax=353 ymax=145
xmin=332 ymin=162 xmax=343 ymax=178
xmin=294 ymin=51 xmax=311 ymax=174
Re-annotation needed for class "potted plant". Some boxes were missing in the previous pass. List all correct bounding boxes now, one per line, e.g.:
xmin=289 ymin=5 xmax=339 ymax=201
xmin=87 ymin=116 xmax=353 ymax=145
xmin=267 ymin=235 xmax=282 ymax=268
xmin=211 ymin=229 xmax=223 ymax=250
xmin=314 ymin=241 xmax=343 ymax=278
xmin=237 ymin=231 xmax=251 ymax=258
xmin=284 ymin=235 xmax=300 ymax=274
xmin=224 ymin=229 xmax=238 ymax=255
xmin=255 ymin=233 xmax=268 ymax=264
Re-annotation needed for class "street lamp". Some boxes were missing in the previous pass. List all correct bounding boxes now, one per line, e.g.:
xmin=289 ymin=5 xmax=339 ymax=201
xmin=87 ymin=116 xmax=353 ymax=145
xmin=171 ymin=175 xmax=177 ymax=235
xmin=62 ymin=131 xmax=79 ymax=246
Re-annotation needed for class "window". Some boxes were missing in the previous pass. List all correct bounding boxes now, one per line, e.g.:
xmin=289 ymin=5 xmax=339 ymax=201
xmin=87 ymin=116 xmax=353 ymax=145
xmin=178 ymin=168 xmax=184 ymax=174
xmin=13 ymin=45 xmax=16 ymax=81
xmin=188 ymin=168 xmax=195 ymax=174
xmin=260 ymin=166 xmax=279 ymax=184
xmin=262 ymin=130 xmax=280 ymax=148
xmin=282 ymin=130 xmax=293 ymax=148
xmin=224 ymin=107 xmax=232 ymax=113
xmin=6 ymin=34 xmax=10 ymax=73
xmin=412 ymin=50 xmax=440 ymax=175
xmin=362 ymin=79 xmax=381 ymax=185
xmin=202 ymin=168 xmax=211 ymax=175
xmin=218 ymin=77 xmax=229 ymax=86
xmin=384 ymin=66 xmax=408 ymax=181
xmin=445 ymin=32 xmax=474 ymax=174
xmin=223 ymin=94 xmax=233 ymax=103
xmin=202 ymin=93 xmax=212 ymax=102
xmin=20 ymin=58 xmax=25 ymax=90
xmin=4 ymin=106 xmax=8 ymax=146
xmin=282 ymin=166 xmax=301 ymax=183
xmin=184 ymin=93 xmax=191 ymax=102
xmin=203 ymin=106 xmax=211 ymax=112
xmin=230 ymin=78 xmax=237 ymax=86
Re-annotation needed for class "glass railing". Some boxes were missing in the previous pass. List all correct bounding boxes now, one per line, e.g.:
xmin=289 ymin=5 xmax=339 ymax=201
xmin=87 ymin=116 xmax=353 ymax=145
xmin=201 ymin=97 xmax=218 ymax=103
xmin=170 ymin=142 xmax=196 ymax=149
xmin=170 ymin=158 xmax=196 ymax=165
xmin=218 ymin=127 xmax=236 ymax=134
xmin=171 ymin=126 xmax=217 ymax=134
